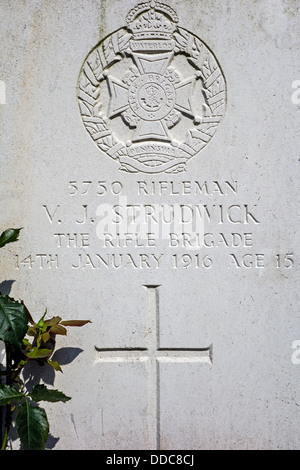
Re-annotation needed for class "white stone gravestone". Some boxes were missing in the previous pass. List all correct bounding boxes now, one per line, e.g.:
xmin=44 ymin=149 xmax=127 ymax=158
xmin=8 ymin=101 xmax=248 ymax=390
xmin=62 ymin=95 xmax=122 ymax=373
xmin=1 ymin=0 xmax=300 ymax=450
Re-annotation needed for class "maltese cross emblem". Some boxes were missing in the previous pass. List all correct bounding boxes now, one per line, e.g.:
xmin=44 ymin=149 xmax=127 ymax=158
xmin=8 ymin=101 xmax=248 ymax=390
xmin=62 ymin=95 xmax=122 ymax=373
xmin=78 ymin=1 xmax=226 ymax=174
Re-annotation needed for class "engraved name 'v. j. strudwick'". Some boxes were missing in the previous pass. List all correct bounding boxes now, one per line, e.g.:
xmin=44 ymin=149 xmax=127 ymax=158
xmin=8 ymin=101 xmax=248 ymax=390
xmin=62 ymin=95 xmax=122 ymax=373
xmin=78 ymin=0 xmax=226 ymax=174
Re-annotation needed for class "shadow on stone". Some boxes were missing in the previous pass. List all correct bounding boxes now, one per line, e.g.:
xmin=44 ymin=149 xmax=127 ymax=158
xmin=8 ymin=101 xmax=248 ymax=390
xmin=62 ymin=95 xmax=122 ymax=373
xmin=6 ymin=418 xmax=60 ymax=450
xmin=51 ymin=347 xmax=83 ymax=366
xmin=18 ymin=348 xmax=84 ymax=449
xmin=0 ymin=280 xmax=15 ymax=295
xmin=46 ymin=434 xmax=60 ymax=450
xmin=22 ymin=348 xmax=84 ymax=387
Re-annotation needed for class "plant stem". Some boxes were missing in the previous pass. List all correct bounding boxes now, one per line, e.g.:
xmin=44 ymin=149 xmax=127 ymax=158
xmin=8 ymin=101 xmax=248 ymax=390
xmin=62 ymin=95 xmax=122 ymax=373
xmin=0 ymin=424 xmax=9 ymax=451
xmin=0 ymin=344 xmax=12 ymax=450
xmin=0 ymin=361 xmax=3 ymax=447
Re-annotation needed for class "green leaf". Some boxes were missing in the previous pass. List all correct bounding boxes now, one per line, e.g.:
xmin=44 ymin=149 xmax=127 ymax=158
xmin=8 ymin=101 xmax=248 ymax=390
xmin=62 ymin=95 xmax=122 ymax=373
xmin=22 ymin=338 xmax=32 ymax=348
xmin=29 ymin=384 xmax=71 ymax=403
xmin=41 ymin=331 xmax=51 ymax=343
xmin=50 ymin=324 xmax=67 ymax=335
xmin=0 ymin=385 xmax=24 ymax=405
xmin=0 ymin=294 xmax=28 ymax=348
xmin=60 ymin=320 xmax=91 ymax=327
xmin=16 ymin=402 xmax=49 ymax=450
xmin=44 ymin=316 xmax=62 ymax=327
xmin=47 ymin=359 xmax=62 ymax=372
xmin=27 ymin=325 xmax=38 ymax=336
xmin=37 ymin=311 xmax=47 ymax=329
xmin=0 ymin=228 xmax=22 ymax=248
xmin=25 ymin=347 xmax=53 ymax=359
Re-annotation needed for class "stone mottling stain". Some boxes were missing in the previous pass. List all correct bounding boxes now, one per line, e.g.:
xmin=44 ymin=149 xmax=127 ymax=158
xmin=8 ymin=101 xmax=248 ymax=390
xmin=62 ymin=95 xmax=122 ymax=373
xmin=98 ymin=0 xmax=107 ymax=41
xmin=13 ymin=5 xmax=47 ymax=226
xmin=1 ymin=0 xmax=300 ymax=451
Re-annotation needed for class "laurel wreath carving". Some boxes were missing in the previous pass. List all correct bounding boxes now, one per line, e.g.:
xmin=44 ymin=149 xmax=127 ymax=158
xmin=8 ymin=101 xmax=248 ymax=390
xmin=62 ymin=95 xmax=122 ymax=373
xmin=78 ymin=25 xmax=226 ymax=173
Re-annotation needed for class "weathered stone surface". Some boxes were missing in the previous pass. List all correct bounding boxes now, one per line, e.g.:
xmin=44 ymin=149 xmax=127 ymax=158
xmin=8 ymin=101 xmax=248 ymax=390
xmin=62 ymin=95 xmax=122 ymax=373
xmin=1 ymin=0 xmax=300 ymax=450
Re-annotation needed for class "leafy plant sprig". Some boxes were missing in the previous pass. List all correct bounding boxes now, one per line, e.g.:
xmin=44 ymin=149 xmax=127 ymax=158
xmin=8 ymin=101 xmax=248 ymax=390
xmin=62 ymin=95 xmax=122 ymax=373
xmin=0 ymin=228 xmax=90 ymax=450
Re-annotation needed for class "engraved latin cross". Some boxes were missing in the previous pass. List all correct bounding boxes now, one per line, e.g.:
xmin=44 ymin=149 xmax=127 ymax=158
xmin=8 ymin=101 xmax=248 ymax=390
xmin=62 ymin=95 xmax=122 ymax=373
xmin=95 ymin=285 xmax=212 ymax=450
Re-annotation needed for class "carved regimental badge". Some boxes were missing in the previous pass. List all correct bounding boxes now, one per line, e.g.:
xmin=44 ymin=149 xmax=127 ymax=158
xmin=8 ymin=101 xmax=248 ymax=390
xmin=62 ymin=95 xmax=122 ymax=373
xmin=78 ymin=1 xmax=226 ymax=174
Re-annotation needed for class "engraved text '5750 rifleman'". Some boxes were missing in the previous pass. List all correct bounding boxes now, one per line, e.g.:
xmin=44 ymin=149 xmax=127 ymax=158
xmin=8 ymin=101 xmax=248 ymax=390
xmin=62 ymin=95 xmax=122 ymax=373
xmin=78 ymin=0 xmax=226 ymax=174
